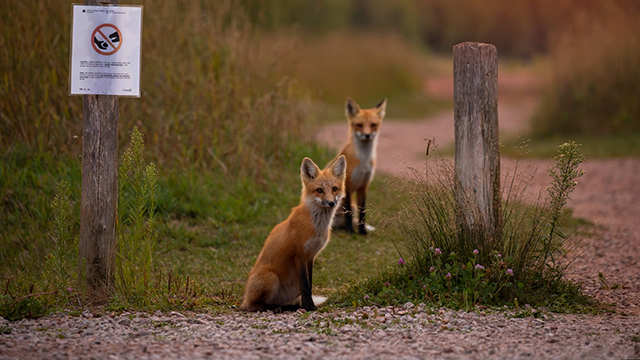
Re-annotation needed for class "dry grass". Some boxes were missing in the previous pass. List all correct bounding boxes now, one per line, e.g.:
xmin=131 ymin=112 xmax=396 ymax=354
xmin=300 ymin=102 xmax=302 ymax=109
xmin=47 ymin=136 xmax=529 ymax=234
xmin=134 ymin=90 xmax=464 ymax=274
xmin=0 ymin=1 xmax=310 ymax=176
xmin=275 ymin=31 xmax=433 ymax=108
xmin=533 ymin=1 xmax=640 ymax=135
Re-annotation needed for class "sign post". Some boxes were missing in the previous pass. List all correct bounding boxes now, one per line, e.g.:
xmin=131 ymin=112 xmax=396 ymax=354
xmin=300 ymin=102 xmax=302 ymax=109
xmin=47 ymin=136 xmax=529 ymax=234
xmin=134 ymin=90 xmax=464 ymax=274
xmin=70 ymin=0 xmax=142 ymax=301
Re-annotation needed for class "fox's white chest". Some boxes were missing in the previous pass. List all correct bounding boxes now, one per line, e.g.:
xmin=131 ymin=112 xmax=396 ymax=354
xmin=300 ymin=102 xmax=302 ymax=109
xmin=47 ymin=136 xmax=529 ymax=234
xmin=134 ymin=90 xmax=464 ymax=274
xmin=304 ymin=236 xmax=328 ymax=257
xmin=351 ymin=140 xmax=376 ymax=189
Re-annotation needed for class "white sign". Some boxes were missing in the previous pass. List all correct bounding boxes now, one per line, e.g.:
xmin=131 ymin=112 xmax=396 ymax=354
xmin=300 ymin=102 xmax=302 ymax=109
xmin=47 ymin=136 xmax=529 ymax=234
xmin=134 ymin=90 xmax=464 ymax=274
xmin=70 ymin=5 xmax=143 ymax=97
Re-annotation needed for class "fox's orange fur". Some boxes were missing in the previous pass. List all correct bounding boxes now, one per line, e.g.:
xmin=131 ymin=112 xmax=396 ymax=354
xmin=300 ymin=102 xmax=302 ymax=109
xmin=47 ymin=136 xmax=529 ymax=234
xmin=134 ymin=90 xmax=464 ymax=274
xmin=240 ymin=156 xmax=346 ymax=312
xmin=336 ymin=98 xmax=386 ymax=235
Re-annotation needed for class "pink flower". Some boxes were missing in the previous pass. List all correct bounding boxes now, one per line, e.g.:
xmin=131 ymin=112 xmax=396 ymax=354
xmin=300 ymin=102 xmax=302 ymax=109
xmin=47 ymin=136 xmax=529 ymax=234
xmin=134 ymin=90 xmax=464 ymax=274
xmin=475 ymin=264 xmax=484 ymax=270
xmin=384 ymin=282 xmax=390 ymax=287
xmin=66 ymin=287 xmax=73 ymax=293
xmin=434 ymin=248 xmax=442 ymax=255
xmin=473 ymin=249 xmax=479 ymax=254
xmin=429 ymin=266 xmax=435 ymax=272
xmin=364 ymin=295 xmax=370 ymax=299
xmin=398 ymin=258 xmax=406 ymax=266
xmin=446 ymin=272 xmax=452 ymax=279
xmin=462 ymin=264 xmax=466 ymax=270
xmin=497 ymin=254 xmax=502 ymax=258
xmin=506 ymin=269 xmax=514 ymax=276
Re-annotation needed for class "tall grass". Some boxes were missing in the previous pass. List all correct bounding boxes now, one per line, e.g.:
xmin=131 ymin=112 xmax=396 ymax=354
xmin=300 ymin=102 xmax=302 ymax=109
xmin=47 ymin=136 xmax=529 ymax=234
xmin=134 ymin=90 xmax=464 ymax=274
xmin=533 ymin=1 xmax=640 ymax=136
xmin=0 ymin=1 xmax=309 ymax=174
xmin=276 ymin=31 xmax=432 ymax=109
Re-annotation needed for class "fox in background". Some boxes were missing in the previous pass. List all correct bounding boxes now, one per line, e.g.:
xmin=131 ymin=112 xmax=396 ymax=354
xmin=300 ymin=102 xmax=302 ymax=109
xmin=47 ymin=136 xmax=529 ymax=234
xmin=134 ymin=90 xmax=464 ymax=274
xmin=334 ymin=98 xmax=386 ymax=235
xmin=240 ymin=156 xmax=347 ymax=312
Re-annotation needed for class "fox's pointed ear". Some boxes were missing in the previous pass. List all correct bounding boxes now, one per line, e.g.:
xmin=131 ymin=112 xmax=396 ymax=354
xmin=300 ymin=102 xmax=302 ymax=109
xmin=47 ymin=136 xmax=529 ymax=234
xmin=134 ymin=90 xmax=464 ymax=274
xmin=345 ymin=98 xmax=361 ymax=119
xmin=375 ymin=98 xmax=387 ymax=118
xmin=301 ymin=157 xmax=320 ymax=183
xmin=331 ymin=155 xmax=347 ymax=179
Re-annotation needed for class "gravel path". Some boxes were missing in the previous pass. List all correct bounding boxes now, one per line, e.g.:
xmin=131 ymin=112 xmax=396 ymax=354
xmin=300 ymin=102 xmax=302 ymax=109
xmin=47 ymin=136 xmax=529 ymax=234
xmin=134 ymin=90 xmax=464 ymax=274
xmin=1 ymin=305 xmax=639 ymax=359
xmin=1 ymin=74 xmax=639 ymax=359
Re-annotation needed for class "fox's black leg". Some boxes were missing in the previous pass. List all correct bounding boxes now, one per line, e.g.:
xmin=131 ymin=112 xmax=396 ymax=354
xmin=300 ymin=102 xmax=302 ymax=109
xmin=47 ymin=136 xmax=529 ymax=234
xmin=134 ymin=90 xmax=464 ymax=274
xmin=357 ymin=188 xmax=367 ymax=235
xmin=300 ymin=262 xmax=317 ymax=311
xmin=307 ymin=259 xmax=314 ymax=289
xmin=343 ymin=188 xmax=354 ymax=233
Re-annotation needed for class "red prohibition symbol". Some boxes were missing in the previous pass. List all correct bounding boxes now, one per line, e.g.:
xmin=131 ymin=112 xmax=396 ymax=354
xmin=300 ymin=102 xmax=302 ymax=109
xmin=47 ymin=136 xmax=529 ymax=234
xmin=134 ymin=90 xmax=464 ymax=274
xmin=91 ymin=23 xmax=122 ymax=55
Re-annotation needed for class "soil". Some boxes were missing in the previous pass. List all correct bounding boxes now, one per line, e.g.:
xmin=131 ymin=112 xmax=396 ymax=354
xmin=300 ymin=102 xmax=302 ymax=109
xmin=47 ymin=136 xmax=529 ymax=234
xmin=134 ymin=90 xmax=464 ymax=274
xmin=1 ymin=73 xmax=639 ymax=359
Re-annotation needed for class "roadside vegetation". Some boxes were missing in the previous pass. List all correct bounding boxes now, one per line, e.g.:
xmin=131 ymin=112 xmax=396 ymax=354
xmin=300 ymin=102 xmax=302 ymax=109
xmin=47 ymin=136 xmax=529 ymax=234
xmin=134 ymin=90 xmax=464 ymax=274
xmin=332 ymin=142 xmax=596 ymax=313
xmin=1 ymin=0 xmax=635 ymax=319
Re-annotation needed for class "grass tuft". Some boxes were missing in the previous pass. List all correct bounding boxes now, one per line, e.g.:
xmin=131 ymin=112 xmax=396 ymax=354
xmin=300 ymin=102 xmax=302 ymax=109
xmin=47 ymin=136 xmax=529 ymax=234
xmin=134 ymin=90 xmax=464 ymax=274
xmin=332 ymin=141 xmax=596 ymax=312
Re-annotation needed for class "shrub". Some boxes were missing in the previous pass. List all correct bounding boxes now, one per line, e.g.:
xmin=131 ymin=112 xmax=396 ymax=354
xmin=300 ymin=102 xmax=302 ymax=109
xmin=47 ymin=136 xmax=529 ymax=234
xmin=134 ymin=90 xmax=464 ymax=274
xmin=335 ymin=141 xmax=591 ymax=310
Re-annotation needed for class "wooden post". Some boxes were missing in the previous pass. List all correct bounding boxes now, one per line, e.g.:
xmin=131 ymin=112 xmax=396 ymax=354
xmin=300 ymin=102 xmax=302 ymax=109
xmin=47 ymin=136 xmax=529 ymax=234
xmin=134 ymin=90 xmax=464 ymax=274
xmin=453 ymin=42 xmax=502 ymax=247
xmin=79 ymin=0 xmax=119 ymax=301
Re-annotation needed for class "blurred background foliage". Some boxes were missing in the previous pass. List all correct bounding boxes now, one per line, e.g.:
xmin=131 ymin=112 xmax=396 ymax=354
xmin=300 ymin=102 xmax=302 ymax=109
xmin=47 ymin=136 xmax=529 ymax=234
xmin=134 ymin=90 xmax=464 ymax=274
xmin=0 ymin=0 xmax=638 ymax=310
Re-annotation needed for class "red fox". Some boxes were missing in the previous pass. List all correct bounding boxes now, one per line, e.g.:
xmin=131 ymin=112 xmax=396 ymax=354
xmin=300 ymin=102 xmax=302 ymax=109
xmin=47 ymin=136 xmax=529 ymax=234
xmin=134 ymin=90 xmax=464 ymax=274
xmin=336 ymin=98 xmax=386 ymax=235
xmin=240 ymin=155 xmax=347 ymax=312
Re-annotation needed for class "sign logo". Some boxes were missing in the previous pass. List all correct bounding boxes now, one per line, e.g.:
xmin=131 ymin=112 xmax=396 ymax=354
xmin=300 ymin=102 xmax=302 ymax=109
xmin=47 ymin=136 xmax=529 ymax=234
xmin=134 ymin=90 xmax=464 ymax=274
xmin=91 ymin=24 xmax=122 ymax=55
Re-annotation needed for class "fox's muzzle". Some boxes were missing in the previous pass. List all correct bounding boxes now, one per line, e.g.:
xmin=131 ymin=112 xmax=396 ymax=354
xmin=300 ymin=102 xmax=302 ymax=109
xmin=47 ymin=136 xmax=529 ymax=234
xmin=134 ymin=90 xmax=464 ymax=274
xmin=322 ymin=200 xmax=336 ymax=208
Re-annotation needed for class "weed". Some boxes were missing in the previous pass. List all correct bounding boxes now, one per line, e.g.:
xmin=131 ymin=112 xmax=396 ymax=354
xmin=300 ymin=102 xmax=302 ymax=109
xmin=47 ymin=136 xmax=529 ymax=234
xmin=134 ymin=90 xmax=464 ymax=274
xmin=116 ymin=127 xmax=158 ymax=305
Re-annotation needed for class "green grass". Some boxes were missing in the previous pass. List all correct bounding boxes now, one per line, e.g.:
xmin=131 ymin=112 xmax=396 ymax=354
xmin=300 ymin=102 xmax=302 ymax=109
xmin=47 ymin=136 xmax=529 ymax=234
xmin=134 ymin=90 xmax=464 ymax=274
xmin=501 ymin=133 xmax=640 ymax=158
xmin=0 ymin=142 xmax=399 ymax=316
xmin=438 ymin=133 xmax=640 ymax=159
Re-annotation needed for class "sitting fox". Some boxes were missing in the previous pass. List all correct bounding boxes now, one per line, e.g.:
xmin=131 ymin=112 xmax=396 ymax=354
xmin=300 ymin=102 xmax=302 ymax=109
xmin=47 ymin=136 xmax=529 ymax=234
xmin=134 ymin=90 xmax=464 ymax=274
xmin=240 ymin=156 xmax=347 ymax=312
xmin=336 ymin=98 xmax=386 ymax=235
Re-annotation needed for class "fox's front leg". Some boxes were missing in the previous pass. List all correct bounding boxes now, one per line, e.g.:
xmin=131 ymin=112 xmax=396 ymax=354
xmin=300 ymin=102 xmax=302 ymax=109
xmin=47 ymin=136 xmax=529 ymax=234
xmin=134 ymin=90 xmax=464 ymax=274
xmin=357 ymin=188 xmax=367 ymax=235
xmin=300 ymin=260 xmax=317 ymax=311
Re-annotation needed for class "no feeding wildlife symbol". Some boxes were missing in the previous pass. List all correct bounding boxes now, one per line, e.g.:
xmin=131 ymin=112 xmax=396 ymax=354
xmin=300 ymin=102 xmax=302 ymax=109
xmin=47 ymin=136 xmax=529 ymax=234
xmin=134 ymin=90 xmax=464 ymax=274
xmin=91 ymin=23 xmax=122 ymax=55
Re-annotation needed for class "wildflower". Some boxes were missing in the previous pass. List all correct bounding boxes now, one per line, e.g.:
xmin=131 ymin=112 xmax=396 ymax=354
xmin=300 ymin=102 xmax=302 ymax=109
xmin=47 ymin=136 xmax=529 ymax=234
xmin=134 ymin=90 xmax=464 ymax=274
xmin=506 ymin=269 xmax=514 ymax=276
xmin=473 ymin=249 xmax=479 ymax=254
xmin=446 ymin=272 xmax=452 ymax=279
xmin=422 ymin=285 xmax=427 ymax=289
xmin=364 ymin=295 xmax=370 ymax=299
xmin=384 ymin=281 xmax=390 ymax=287
xmin=475 ymin=264 xmax=484 ymax=270
xmin=496 ymin=254 xmax=502 ymax=258
xmin=462 ymin=264 xmax=466 ymax=270
xmin=429 ymin=266 xmax=435 ymax=272
xmin=398 ymin=258 xmax=406 ymax=266
xmin=434 ymin=248 xmax=442 ymax=255
xmin=66 ymin=287 xmax=73 ymax=293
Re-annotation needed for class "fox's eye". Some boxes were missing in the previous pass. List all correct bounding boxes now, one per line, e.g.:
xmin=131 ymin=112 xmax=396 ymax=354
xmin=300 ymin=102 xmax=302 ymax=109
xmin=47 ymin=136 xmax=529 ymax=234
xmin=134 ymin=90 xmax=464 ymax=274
xmin=371 ymin=124 xmax=377 ymax=128
xmin=316 ymin=188 xmax=323 ymax=194
xmin=332 ymin=187 xmax=338 ymax=192
xmin=356 ymin=124 xmax=363 ymax=128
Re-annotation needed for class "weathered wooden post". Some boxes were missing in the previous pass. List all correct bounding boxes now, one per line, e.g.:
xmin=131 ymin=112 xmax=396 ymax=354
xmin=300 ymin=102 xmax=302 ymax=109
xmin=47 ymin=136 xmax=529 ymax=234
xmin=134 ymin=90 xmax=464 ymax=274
xmin=79 ymin=0 xmax=119 ymax=301
xmin=453 ymin=42 xmax=502 ymax=247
